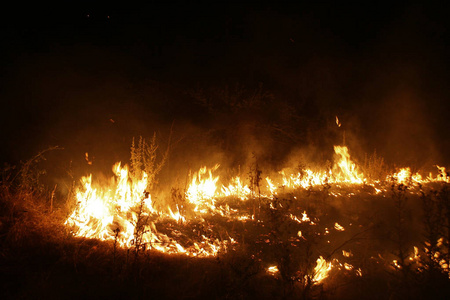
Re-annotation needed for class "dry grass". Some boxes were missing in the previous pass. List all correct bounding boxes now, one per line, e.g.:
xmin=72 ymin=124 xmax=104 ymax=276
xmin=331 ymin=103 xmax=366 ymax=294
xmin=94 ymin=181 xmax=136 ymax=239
xmin=0 ymin=149 xmax=449 ymax=299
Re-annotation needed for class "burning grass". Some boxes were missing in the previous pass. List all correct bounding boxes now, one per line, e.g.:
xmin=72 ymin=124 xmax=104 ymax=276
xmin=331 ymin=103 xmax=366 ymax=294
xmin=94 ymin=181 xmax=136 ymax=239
xmin=1 ymin=143 xmax=449 ymax=299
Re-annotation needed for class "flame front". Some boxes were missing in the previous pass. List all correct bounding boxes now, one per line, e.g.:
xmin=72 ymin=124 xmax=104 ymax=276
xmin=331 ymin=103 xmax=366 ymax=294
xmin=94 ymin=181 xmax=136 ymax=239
xmin=221 ymin=176 xmax=251 ymax=200
xmin=66 ymin=163 xmax=154 ymax=247
xmin=65 ymin=163 xmax=222 ymax=256
xmin=186 ymin=164 xmax=220 ymax=212
xmin=65 ymin=143 xmax=449 ymax=281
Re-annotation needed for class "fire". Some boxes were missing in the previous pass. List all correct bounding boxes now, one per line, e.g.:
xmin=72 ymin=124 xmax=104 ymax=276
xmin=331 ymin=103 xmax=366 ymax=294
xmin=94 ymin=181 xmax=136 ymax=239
xmin=186 ymin=164 xmax=220 ymax=212
xmin=334 ymin=222 xmax=345 ymax=231
xmin=279 ymin=145 xmax=365 ymax=190
xmin=390 ymin=167 xmax=416 ymax=184
xmin=312 ymin=256 xmax=333 ymax=283
xmin=168 ymin=206 xmax=186 ymax=223
xmin=342 ymin=250 xmax=352 ymax=257
xmin=333 ymin=146 xmax=364 ymax=184
xmin=434 ymin=165 xmax=449 ymax=183
xmin=281 ymin=169 xmax=331 ymax=189
xmin=266 ymin=177 xmax=277 ymax=195
xmin=64 ymin=141 xmax=449 ymax=285
xmin=344 ymin=262 xmax=353 ymax=270
xmin=221 ymin=176 xmax=251 ymax=200
xmin=267 ymin=265 xmax=279 ymax=275
xmin=65 ymin=163 xmax=154 ymax=247
xmin=389 ymin=166 xmax=449 ymax=185
xmin=336 ymin=116 xmax=341 ymax=127
xmin=65 ymin=163 xmax=223 ymax=256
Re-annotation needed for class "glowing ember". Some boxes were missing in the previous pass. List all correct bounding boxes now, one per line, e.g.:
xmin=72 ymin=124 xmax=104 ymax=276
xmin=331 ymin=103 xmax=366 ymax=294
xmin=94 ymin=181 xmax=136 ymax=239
xmin=336 ymin=116 xmax=341 ymax=127
xmin=301 ymin=211 xmax=311 ymax=222
xmin=344 ymin=262 xmax=354 ymax=270
xmin=334 ymin=222 xmax=345 ymax=231
xmin=267 ymin=265 xmax=279 ymax=275
xmin=342 ymin=250 xmax=353 ymax=257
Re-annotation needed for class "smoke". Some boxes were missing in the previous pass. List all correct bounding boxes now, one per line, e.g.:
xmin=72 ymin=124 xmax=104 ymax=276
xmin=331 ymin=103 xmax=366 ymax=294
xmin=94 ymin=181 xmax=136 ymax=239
xmin=1 ymin=3 xmax=448 ymax=196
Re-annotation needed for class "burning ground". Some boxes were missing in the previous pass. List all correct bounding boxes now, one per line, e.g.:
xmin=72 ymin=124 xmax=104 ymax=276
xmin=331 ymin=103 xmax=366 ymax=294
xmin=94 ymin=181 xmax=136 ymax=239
xmin=1 ymin=135 xmax=449 ymax=299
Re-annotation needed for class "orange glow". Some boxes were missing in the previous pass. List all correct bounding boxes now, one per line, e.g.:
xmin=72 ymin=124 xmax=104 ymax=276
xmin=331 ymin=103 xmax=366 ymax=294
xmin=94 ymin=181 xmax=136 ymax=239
xmin=65 ymin=144 xmax=449 ymax=267
xmin=267 ymin=265 xmax=279 ymax=275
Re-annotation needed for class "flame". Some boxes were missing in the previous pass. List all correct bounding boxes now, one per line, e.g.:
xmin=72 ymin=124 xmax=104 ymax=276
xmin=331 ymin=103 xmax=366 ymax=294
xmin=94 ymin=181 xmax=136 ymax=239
xmin=391 ymin=167 xmax=414 ymax=185
xmin=168 ymin=206 xmax=186 ymax=223
xmin=85 ymin=152 xmax=93 ymax=165
xmin=436 ymin=165 xmax=449 ymax=183
xmin=342 ymin=250 xmax=352 ymax=257
xmin=267 ymin=265 xmax=279 ymax=275
xmin=279 ymin=145 xmax=365 ymax=189
xmin=344 ymin=262 xmax=354 ymax=270
xmin=301 ymin=211 xmax=311 ymax=222
xmin=389 ymin=166 xmax=449 ymax=185
xmin=334 ymin=222 xmax=345 ymax=231
xmin=221 ymin=176 xmax=251 ymax=200
xmin=186 ymin=165 xmax=220 ymax=212
xmin=336 ymin=116 xmax=341 ymax=127
xmin=65 ymin=142 xmax=449 ymax=278
xmin=312 ymin=256 xmax=333 ymax=283
xmin=333 ymin=146 xmax=364 ymax=184
xmin=65 ymin=163 xmax=224 ymax=256
xmin=66 ymin=163 xmax=154 ymax=247
xmin=266 ymin=177 xmax=277 ymax=195
xmin=281 ymin=169 xmax=331 ymax=189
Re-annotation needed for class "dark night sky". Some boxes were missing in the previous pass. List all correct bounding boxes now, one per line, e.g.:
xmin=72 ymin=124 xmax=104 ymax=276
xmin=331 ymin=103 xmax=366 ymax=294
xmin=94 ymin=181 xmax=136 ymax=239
xmin=1 ymin=2 xmax=449 ymax=172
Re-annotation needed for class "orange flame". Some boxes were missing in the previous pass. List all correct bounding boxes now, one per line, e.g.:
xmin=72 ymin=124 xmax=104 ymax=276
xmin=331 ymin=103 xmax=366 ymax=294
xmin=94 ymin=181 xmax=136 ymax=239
xmin=65 ymin=144 xmax=449 ymax=263
xmin=312 ymin=256 xmax=333 ymax=283
xmin=333 ymin=146 xmax=364 ymax=184
xmin=65 ymin=163 xmax=224 ymax=256
xmin=186 ymin=165 xmax=220 ymax=212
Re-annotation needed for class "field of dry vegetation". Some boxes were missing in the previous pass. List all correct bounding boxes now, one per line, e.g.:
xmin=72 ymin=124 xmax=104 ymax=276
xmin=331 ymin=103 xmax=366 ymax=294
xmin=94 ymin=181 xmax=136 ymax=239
xmin=1 ymin=142 xmax=449 ymax=300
